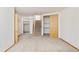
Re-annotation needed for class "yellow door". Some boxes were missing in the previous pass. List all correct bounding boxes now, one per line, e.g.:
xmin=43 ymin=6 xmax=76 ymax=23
xmin=14 ymin=13 xmax=19 ymax=43
xmin=50 ymin=15 xmax=58 ymax=38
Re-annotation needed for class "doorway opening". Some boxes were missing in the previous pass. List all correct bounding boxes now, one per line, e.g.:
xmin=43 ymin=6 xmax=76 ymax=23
xmin=32 ymin=20 xmax=41 ymax=36
xmin=43 ymin=16 xmax=50 ymax=36
xmin=23 ymin=21 xmax=30 ymax=34
xmin=43 ymin=14 xmax=58 ymax=38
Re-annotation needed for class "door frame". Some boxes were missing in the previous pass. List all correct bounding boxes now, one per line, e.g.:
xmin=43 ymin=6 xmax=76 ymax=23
xmin=41 ymin=12 xmax=60 ymax=38
xmin=14 ymin=8 xmax=20 ymax=44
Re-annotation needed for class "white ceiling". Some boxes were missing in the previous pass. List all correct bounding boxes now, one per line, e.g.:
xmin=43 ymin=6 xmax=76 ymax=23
xmin=16 ymin=7 xmax=66 ymax=16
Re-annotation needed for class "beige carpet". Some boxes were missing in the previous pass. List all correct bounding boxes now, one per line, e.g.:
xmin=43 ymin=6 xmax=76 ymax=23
xmin=8 ymin=34 xmax=78 ymax=52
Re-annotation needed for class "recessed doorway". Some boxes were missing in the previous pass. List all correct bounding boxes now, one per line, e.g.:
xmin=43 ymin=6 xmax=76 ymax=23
xmin=32 ymin=20 xmax=41 ymax=36
xmin=43 ymin=14 xmax=58 ymax=38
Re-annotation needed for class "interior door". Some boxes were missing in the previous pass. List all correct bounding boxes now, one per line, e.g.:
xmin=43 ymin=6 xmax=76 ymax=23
xmin=50 ymin=15 xmax=58 ymax=38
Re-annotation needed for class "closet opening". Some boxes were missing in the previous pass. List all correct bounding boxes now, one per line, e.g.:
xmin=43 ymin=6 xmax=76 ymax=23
xmin=43 ymin=14 xmax=58 ymax=38
xmin=43 ymin=16 xmax=50 ymax=36
xmin=23 ymin=21 xmax=30 ymax=34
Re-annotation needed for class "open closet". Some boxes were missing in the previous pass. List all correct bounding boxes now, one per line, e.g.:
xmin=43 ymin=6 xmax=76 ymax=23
xmin=23 ymin=21 xmax=30 ymax=33
xmin=43 ymin=16 xmax=50 ymax=35
xmin=42 ymin=15 xmax=58 ymax=38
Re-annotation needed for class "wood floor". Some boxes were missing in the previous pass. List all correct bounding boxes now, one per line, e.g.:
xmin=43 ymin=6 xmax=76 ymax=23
xmin=8 ymin=34 xmax=78 ymax=52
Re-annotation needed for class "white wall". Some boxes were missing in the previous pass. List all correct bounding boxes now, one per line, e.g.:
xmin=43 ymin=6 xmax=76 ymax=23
xmin=0 ymin=7 xmax=14 ymax=51
xmin=59 ymin=8 xmax=79 ymax=48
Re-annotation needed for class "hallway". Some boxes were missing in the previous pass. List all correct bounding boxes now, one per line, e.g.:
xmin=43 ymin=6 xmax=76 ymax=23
xmin=8 ymin=34 xmax=78 ymax=52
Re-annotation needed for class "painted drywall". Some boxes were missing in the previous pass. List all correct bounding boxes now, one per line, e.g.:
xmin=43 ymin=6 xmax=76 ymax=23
xmin=59 ymin=8 xmax=79 ymax=48
xmin=0 ymin=7 xmax=14 ymax=51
